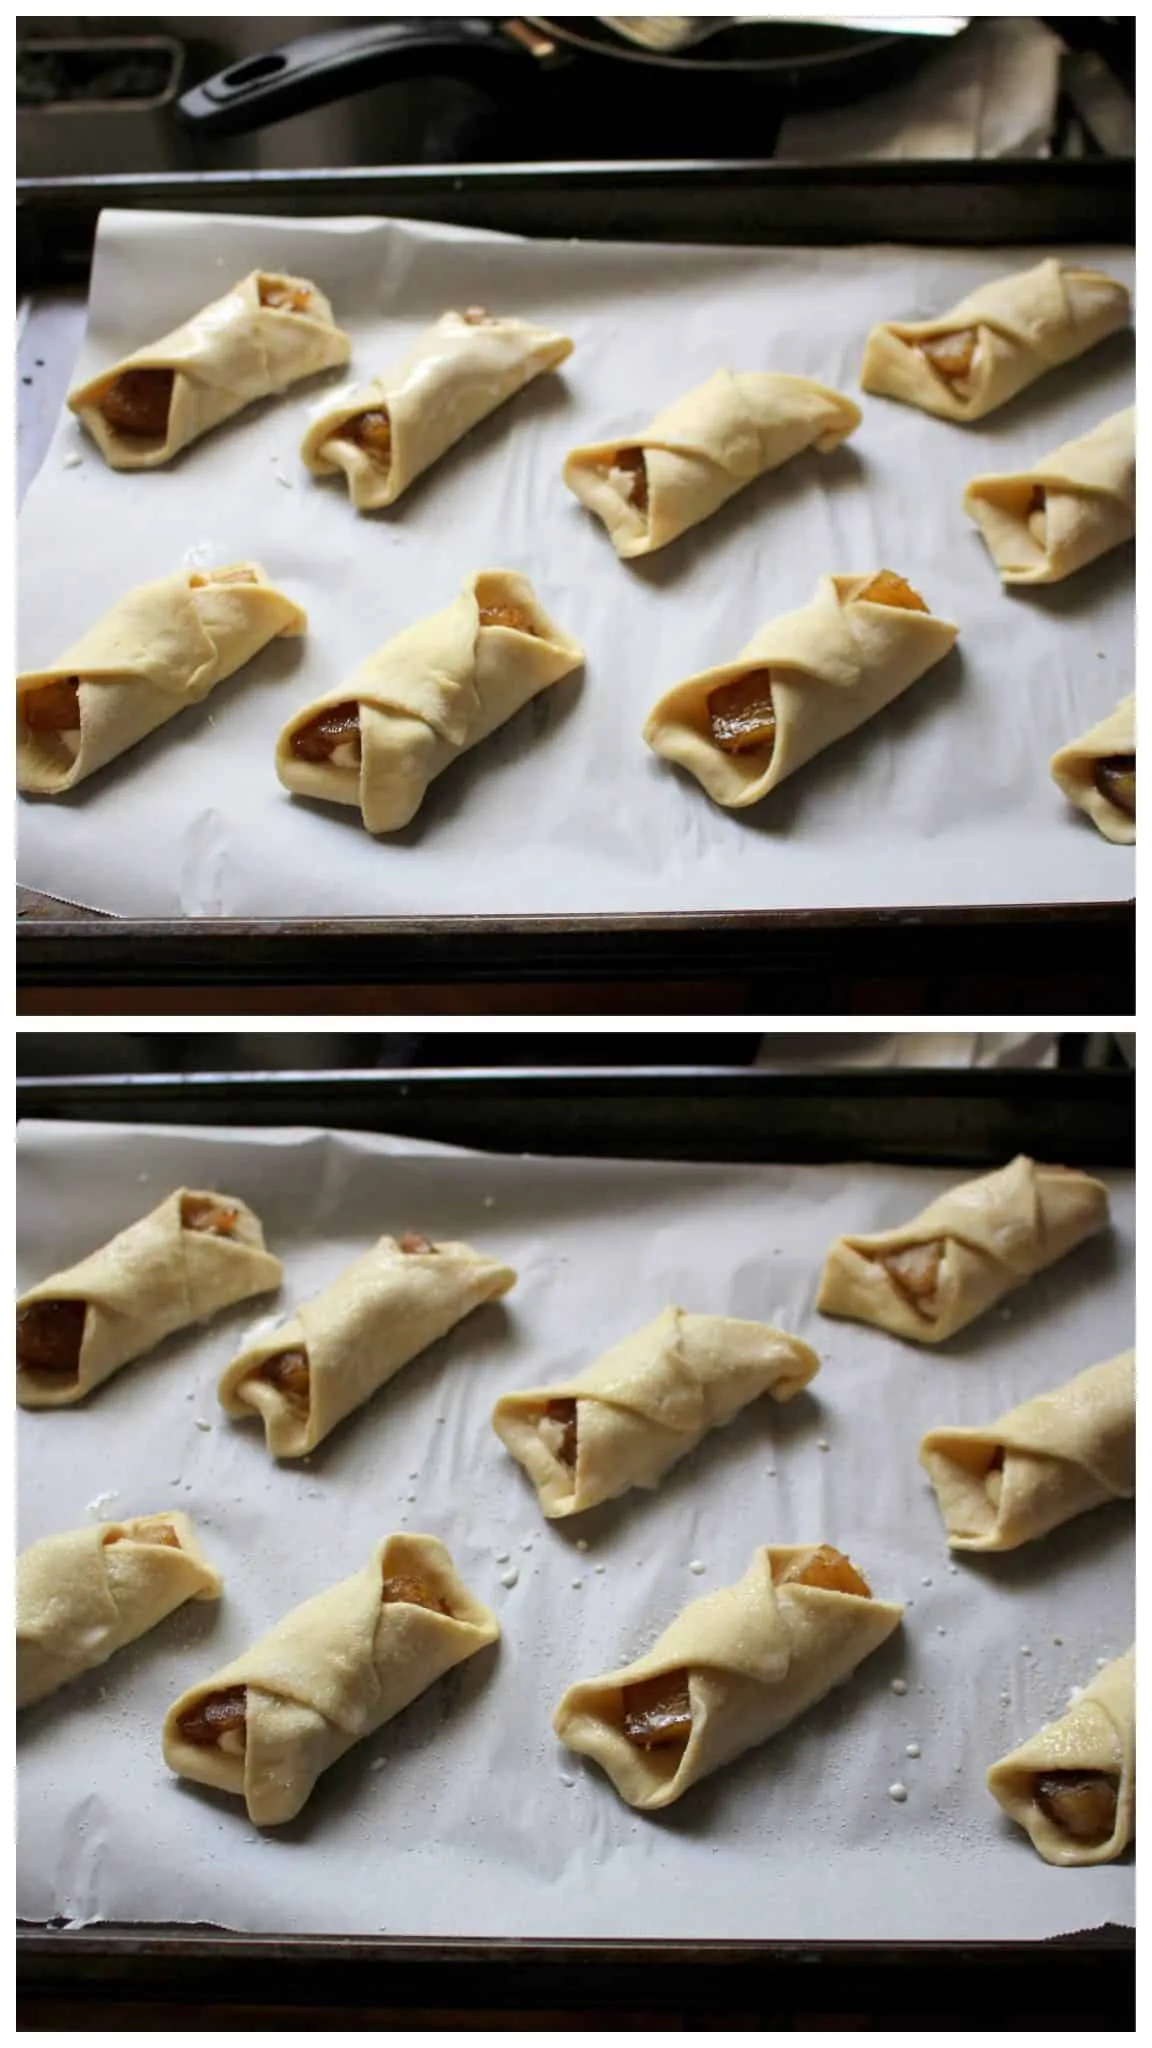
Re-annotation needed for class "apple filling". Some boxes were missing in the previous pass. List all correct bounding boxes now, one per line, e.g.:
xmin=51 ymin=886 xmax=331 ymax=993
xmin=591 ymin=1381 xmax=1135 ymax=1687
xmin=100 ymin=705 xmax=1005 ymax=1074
xmin=857 ymin=570 xmax=930 ymax=613
xmin=877 ymin=1239 xmax=944 ymax=1319
xmin=917 ymin=326 xmax=979 ymax=394
xmin=258 ymin=1347 xmax=311 ymax=1412
xmin=99 ymin=367 xmax=175 ymax=439
xmin=22 ymin=677 xmax=81 ymax=735
xmin=189 ymin=566 xmax=259 ymax=589
xmin=381 ymin=1573 xmax=450 ymax=1615
xmin=478 ymin=600 xmax=538 ymax=634
xmin=1094 ymin=756 xmax=1136 ymax=818
xmin=259 ymin=279 xmax=313 ymax=314
xmin=178 ymin=1684 xmax=248 ymax=1752
xmin=607 ymin=445 xmax=649 ymax=519
xmin=622 ymin=1669 xmax=692 ymax=1750
xmin=1033 ymin=1770 xmax=1118 ymax=1845
xmin=539 ymin=1397 xmax=579 ymax=1470
xmin=338 ymin=407 xmax=393 ymax=473
xmin=708 ymin=668 xmax=777 ymax=757
xmin=181 ymin=1195 xmax=240 ymax=1238
xmin=16 ymin=1298 xmax=87 ymax=1383
xmin=110 ymin=1518 xmax=181 ymax=1549
xmin=776 ymin=1545 xmax=873 ymax=1598
xmin=290 ymin=702 xmax=363 ymax=770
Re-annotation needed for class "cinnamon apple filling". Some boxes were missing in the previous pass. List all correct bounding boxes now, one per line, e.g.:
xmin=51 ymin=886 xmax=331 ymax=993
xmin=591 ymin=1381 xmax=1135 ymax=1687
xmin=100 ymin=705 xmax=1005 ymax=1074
xmin=16 ymin=1298 xmax=87 ymax=1382
xmin=381 ymin=1573 xmax=450 ymax=1615
xmin=878 ymin=1239 xmax=944 ymax=1318
xmin=259 ymin=279 xmax=313 ymax=314
xmin=478 ymin=601 xmax=538 ymax=635
xmin=462 ymin=306 xmax=495 ymax=326
xmin=1094 ymin=756 xmax=1136 ymax=818
xmin=707 ymin=668 xmax=777 ymax=757
xmin=258 ymin=1348 xmax=311 ymax=1411
xmin=1033 ymin=1770 xmax=1118 ymax=1845
xmin=99 ymin=367 xmax=175 ymax=438
xmin=776 ymin=1546 xmax=872 ymax=1598
xmin=338 ymin=408 xmax=393 ymax=469
xmin=181 ymin=1195 xmax=240 ymax=1238
xmin=189 ymin=566 xmax=259 ymax=589
xmin=23 ymin=678 xmax=80 ymax=734
xmin=290 ymin=702 xmax=363 ymax=769
xmin=110 ymin=1518 xmax=181 ymax=1549
xmin=1026 ymin=483 xmax=1049 ymax=546
xmin=610 ymin=446 xmax=649 ymax=517
xmin=917 ymin=326 xmax=978 ymax=390
xmin=539 ymin=1397 xmax=578 ymax=1470
xmin=984 ymin=1444 xmax=1006 ymax=1505
xmin=622 ymin=1669 xmax=692 ymax=1749
xmin=857 ymin=570 xmax=930 ymax=613
xmin=399 ymin=1233 xmax=437 ymax=1254
xmin=178 ymin=1684 xmax=248 ymax=1750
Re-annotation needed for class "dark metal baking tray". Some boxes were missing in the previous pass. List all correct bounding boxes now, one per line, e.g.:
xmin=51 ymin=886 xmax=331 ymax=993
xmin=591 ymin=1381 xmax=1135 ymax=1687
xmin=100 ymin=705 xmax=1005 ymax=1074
xmin=16 ymin=160 xmax=1135 ymax=1006
xmin=16 ymin=1062 xmax=1134 ymax=2023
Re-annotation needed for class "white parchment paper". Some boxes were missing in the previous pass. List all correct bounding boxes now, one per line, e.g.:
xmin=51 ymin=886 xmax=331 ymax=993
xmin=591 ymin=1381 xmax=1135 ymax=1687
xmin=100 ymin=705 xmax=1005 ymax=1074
xmin=17 ymin=209 xmax=1134 ymax=918
xmin=17 ymin=1118 xmax=1134 ymax=1939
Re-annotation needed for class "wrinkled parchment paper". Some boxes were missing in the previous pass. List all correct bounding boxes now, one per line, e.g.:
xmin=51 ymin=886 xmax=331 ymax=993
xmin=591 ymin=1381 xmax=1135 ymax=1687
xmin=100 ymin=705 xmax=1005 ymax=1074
xmin=17 ymin=209 xmax=1134 ymax=918
xmin=17 ymin=1119 xmax=1134 ymax=1939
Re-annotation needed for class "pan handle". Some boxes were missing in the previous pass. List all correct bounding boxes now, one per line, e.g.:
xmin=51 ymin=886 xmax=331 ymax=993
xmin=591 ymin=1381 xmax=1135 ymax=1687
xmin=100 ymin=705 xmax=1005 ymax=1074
xmin=175 ymin=19 xmax=535 ymax=137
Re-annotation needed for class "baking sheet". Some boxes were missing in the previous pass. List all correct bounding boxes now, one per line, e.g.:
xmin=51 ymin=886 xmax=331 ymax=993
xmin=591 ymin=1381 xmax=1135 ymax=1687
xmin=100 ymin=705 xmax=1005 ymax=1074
xmin=16 ymin=1118 xmax=1134 ymax=1941
xmin=16 ymin=208 xmax=1135 ymax=919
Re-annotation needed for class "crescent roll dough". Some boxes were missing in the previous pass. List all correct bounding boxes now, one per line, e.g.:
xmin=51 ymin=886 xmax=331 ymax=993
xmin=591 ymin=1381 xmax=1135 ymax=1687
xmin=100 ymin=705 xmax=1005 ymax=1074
xmin=219 ymin=1233 xmax=516 ymax=1458
xmin=17 ymin=1189 xmax=283 ymax=1409
xmin=163 ymin=1534 xmax=499 ymax=1825
xmin=68 ymin=270 xmax=350 ymax=469
xmin=492 ymin=1309 xmax=818 ymax=1519
xmin=564 ymin=370 xmax=861 ymax=559
xmin=920 ymin=1349 xmax=1135 ymax=1552
xmin=302 ymin=307 xmax=573 ymax=510
xmin=861 ymin=259 xmax=1130 ymax=423
xmin=1051 ymin=694 xmax=1135 ymax=846
xmin=816 ymin=1156 xmax=1110 ymax=1346
xmin=642 ymin=570 xmax=957 ymax=808
xmin=17 ymin=563 xmax=306 ymax=796
xmin=554 ymin=1544 xmax=902 ymax=1810
xmin=987 ymin=1647 xmax=1134 ymax=1866
xmin=276 ymin=569 xmax=583 ymax=833
xmin=18 ymin=1511 xmax=222 ymax=1708
xmin=964 ymin=408 xmax=1135 ymax=586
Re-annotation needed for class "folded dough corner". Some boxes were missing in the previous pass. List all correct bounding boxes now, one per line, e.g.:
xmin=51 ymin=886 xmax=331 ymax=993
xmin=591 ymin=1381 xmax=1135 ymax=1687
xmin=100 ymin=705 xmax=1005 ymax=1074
xmin=18 ymin=1512 xmax=222 ymax=1709
xmin=919 ymin=1348 xmax=1135 ymax=1551
xmin=987 ymin=1646 xmax=1134 ymax=1866
xmin=816 ymin=1155 xmax=1110 ymax=1344
xmin=17 ymin=564 xmax=306 ymax=796
xmin=17 ymin=1187 xmax=283 ymax=1407
xmin=860 ymin=258 xmax=1130 ymax=423
xmin=1050 ymin=694 xmax=1136 ymax=847
xmin=564 ymin=369 xmax=861 ymax=559
xmin=163 ymin=1534 xmax=498 ymax=1826
xmin=493 ymin=1307 xmax=818 ymax=1518
xmin=68 ymin=270 xmax=351 ymax=469
xmin=302 ymin=308 xmax=573 ymax=511
xmin=275 ymin=569 xmax=584 ymax=833
xmin=964 ymin=407 xmax=1135 ymax=586
xmin=643 ymin=571 xmax=957 ymax=810
xmin=554 ymin=1544 xmax=901 ymax=1810
xmin=219 ymin=1233 xmax=517 ymax=1457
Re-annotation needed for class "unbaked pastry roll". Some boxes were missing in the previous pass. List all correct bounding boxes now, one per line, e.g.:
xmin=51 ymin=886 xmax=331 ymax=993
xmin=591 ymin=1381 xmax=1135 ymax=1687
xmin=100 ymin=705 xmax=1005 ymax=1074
xmin=554 ymin=1544 xmax=901 ymax=1811
xmin=17 ymin=563 xmax=306 ymax=796
xmin=492 ymin=1309 xmax=818 ymax=1519
xmin=17 ymin=1190 xmax=283 ymax=1409
xmin=302 ymin=307 xmax=573 ymax=511
xmin=964 ymin=408 xmax=1135 ymax=586
xmin=276 ymin=569 xmax=583 ymax=833
xmin=163 ymin=1534 xmax=498 ymax=1825
xmin=68 ymin=270 xmax=350 ymax=469
xmin=919 ymin=1349 xmax=1134 ymax=1552
xmin=860 ymin=259 xmax=1130 ymax=423
xmin=563 ymin=370 xmax=861 ymax=559
xmin=987 ymin=1647 xmax=1134 ymax=1866
xmin=816 ymin=1156 xmax=1110 ymax=1346
xmin=18 ymin=1511 xmax=222 ymax=1709
xmin=1051 ymin=694 xmax=1135 ymax=846
xmin=642 ymin=570 xmax=957 ymax=808
xmin=219 ymin=1232 xmax=516 ymax=1458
